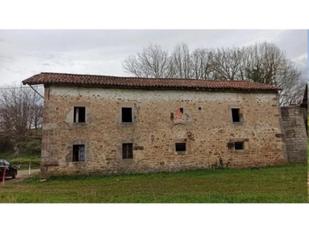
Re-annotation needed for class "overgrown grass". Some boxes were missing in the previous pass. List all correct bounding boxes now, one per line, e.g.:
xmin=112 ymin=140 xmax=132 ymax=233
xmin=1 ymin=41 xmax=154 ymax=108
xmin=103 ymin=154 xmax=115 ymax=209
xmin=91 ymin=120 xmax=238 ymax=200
xmin=0 ymin=163 xmax=306 ymax=203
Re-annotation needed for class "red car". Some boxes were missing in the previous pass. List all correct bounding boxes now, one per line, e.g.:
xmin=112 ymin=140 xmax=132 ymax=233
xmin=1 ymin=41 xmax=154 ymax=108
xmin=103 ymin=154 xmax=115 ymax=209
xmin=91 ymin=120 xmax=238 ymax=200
xmin=0 ymin=159 xmax=18 ymax=179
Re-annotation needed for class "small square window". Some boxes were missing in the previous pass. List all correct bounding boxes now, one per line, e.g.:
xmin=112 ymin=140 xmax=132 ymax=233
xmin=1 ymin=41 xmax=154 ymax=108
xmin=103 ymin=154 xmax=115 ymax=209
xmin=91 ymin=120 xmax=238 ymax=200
xmin=122 ymin=143 xmax=133 ymax=159
xmin=234 ymin=142 xmax=244 ymax=150
xmin=74 ymin=107 xmax=86 ymax=123
xmin=72 ymin=144 xmax=85 ymax=162
xmin=122 ymin=107 xmax=133 ymax=123
xmin=175 ymin=143 xmax=186 ymax=152
xmin=231 ymin=108 xmax=240 ymax=123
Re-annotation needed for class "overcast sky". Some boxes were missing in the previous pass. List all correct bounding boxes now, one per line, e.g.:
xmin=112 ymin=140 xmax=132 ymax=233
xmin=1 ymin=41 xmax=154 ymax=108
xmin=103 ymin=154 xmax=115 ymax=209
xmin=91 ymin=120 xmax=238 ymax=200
xmin=0 ymin=30 xmax=307 ymax=87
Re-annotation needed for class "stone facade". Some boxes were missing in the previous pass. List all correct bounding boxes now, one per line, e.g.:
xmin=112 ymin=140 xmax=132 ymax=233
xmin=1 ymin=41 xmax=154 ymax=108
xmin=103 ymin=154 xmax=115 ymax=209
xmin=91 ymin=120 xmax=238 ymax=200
xmin=41 ymin=86 xmax=287 ymax=175
xmin=280 ymin=106 xmax=307 ymax=163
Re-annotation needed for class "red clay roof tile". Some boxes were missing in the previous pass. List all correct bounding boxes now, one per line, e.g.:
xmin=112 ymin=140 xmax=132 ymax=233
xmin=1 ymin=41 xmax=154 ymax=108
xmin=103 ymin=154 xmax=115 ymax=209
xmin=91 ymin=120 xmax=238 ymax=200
xmin=22 ymin=72 xmax=279 ymax=92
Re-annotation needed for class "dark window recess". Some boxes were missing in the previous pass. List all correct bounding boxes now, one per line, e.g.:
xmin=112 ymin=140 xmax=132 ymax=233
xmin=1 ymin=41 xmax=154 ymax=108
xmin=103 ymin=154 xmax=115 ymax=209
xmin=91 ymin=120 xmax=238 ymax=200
xmin=227 ymin=142 xmax=234 ymax=149
xmin=281 ymin=108 xmax=289 ymax=120
xmin=234 ymin=142 xmax=244 ymax=150
xmin=275 ymin=133 xmax=283 ymax=138
xmin=72 ymin=144 xmax=85 ymax=162
xmin=122 ymin=143 xmax=133 ymax=159
xmin=175 ymin=143 xmax=186 ymax=152
xmin=231 ymin=108 xmax=241 ymax=123
xmin=179 ymin=108 xmax=184 ymax=114
xmin=122 ymin=107 xmax=133 ymax=122
xmin=74 ymin=107 xmax=86 ymax=123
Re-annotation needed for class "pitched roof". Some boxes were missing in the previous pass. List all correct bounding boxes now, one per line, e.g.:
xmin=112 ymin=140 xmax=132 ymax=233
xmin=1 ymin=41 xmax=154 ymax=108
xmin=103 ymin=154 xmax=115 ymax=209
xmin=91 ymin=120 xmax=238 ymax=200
xmin=301 ymin=84 xmax=307 ymax=108
xmin=22 ymin=72 xmax=279 ymax=92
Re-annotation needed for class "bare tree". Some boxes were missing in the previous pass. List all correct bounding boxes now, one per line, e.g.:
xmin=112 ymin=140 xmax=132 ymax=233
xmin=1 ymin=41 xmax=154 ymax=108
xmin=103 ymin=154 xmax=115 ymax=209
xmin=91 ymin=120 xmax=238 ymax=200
xmin=209 ymin=47 xmax=245 ymax=80
xmin=191 ymin=48 xmax=214 ymax=80
xmin=123 ymin=42 xmax=304 ymax=105
xmin=0 ymin=86 xmax=43 ymax=153
xmin=244 ymin=43 xmax=285 ymax=83
xmin=242 ymin=43 xmax=302 ymax=105
xmin=169 ymin=44 xmax=192 ymax=79
xmin=123 ymin=44 xmax=170 ymax=78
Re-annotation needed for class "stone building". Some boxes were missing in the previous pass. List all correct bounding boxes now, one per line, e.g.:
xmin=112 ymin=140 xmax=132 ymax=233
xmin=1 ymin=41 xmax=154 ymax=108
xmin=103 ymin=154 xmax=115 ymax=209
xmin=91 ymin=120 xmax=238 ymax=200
xmin=279 ymin=84 xmax=308 ymax=163
xmin=300 ymin=84 xmax=307 ymax=134
xmin=23 ymin=72 xmax=288 ymax=175
xmin=280 ymin=106 xmax=307 ymax=163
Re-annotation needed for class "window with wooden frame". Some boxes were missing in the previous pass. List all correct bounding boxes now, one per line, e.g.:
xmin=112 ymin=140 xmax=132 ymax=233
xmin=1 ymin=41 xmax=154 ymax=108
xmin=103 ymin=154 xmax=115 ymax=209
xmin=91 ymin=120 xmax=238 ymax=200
xmin=74 ymin=106 xmax=86 ymax=123
xmin=72 ymin=144 xmax=85 ymax=162
xmin=227 ymin=141 xmax=245 ymax=151
xmin=122 ymin=143 xmax=133 ymax=159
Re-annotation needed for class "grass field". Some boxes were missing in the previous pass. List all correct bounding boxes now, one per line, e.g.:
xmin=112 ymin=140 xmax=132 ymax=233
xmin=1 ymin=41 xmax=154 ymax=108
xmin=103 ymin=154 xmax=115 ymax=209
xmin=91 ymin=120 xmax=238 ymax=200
xmin=0 ymin=163 xmax=306 ymax=203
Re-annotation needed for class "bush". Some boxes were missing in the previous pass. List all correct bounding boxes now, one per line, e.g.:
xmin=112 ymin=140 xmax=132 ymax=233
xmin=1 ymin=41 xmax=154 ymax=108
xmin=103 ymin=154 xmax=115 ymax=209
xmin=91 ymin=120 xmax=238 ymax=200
xmin=0 ymin=135 xmax=13 ymax=152
xmin=10 ymin=157 xmax=40 ymax=168
xmin=16 ymin=139 xmax=41 ymax=155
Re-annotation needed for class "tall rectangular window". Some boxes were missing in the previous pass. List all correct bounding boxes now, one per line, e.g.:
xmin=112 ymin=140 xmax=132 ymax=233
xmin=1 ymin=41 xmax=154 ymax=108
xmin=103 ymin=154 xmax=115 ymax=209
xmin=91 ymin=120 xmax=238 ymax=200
xmin=122 ymin=143 xmax=133 ymax=159
xmin=72 ymin=144 xmax=85 ymax=162
xmin=231 ymin=108 xmax=240 ymax=123
xmin=122 ymin=107 xmax=133 ymax=123
xmin=74 ymin=106 xmax=86 ymax=123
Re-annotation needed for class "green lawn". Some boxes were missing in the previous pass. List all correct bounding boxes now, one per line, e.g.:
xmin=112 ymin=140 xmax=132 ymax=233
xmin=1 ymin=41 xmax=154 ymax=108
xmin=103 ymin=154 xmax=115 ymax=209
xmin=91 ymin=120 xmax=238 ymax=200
xmin=0 ymin=163 xmax=307 ymax=203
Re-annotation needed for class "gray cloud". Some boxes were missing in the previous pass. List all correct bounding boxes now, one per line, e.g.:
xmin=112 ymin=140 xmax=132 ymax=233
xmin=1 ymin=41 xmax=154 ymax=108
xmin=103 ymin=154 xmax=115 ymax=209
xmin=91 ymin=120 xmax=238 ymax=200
xmin=0 ymin=30 xmax=307 ymax=87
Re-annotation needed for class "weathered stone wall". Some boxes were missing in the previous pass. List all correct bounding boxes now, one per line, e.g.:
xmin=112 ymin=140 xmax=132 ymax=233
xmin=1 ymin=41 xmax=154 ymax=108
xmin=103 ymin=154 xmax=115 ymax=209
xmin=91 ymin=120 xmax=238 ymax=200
xmin=280 ymin=106 xmax=307 ymax=163
xmin=41 ymin=86 xmax=287 ymax=175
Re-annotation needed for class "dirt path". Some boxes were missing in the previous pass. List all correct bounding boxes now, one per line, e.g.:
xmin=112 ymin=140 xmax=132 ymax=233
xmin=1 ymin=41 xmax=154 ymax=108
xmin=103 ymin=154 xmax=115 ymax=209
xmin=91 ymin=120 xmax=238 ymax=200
xmin=17 ymin=169 xmax=40 ymax=178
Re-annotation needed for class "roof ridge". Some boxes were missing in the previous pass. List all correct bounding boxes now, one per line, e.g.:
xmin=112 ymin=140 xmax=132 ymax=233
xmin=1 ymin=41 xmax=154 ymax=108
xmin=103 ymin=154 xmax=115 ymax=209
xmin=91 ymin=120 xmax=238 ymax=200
xmin=39 ymin=72 xmax=255 ymax=83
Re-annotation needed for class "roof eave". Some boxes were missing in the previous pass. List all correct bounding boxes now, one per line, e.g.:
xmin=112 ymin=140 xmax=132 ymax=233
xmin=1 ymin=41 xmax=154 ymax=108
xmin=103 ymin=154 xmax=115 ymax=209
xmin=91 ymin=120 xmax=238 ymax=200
xmin=22 ymin=81 xmax=278 ymax=93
